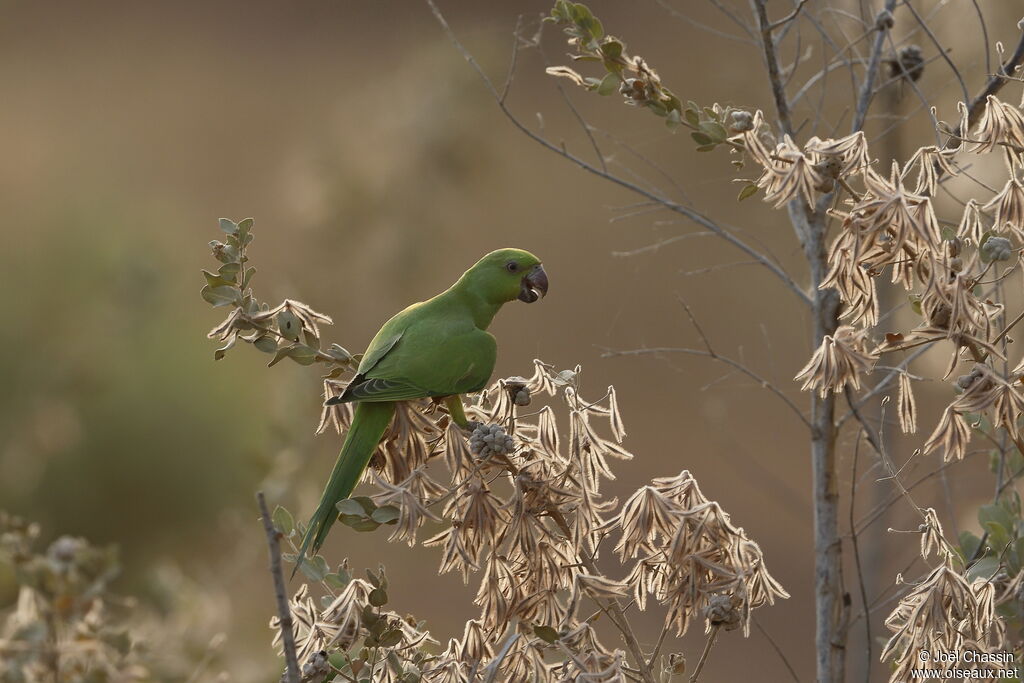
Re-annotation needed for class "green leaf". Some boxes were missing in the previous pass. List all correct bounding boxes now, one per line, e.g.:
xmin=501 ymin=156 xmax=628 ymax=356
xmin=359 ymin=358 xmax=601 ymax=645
xmin=370 ymin=618 xmax=389 ymax=640
xmin=737 ymin=184 xmax=759 ymax=201
xmin=299 ymin=555 xmax=329 ymax=582
xmin=596 ymin=72 xmax=618 ymax=96
xmin=268 ymin=346 xmax=291 ymax=367
xmin=695 ymin=144 xmax=717 ymax=152
xmin=326 ymin=344 xmax=354 ymax=363
xmin=600 ymin=39 xmax=622 ymax=61
xmin=979 ymin=503 xmax=1014 ymax=537
xmin=684 ymin=107 xmax=700 ymax=127
xmin=665 ymin=109 xmax=681 ymax=131
xmin=378 ymin=629 xmax=403 ymax=648
xmin=1010 ymin=537 xmax=1024 ymax=574
xmin=371 ymin=506 xmax=400 ymax=525
xmin=365 ymin=568 xmax=382 ymax=588
xmin=242 ymin=267 xmax=256 ymax=289
xmin=967 ymin=555 xmax=1000 ymax=582
xmin=253 ymin=335 xmax=278 ymax=353
xmin=960 ymin=530 xmax=982 ymax=560
xmin=908 ymin=293 xmax=922 ymax=316
xmin=337 ymin=499 xmax=370 ymax=517
xmin=286 ymin=344 xmax=318 ymax=366
xmin=277 ymin=309 xmax=301 ymax=342
xmin=699 ymin=120 xmax=728 ymax=142
xmin=214 ymin=334 xmax=237 ymax=360
xmin=218 ymin=262 xmax=241 ymax=279
xmin=201 ymin=284 xmax=240 ymax=308
xmin=690 ymin=131 xmax=713 ymax=146
xmin=266 ymin=343 xmax=316 ymax=367
xmin=533 ymin=625 xmax=559 ymax=643
xmin=647 ymin=100 xmax=668 ymax=117
xmin=303 ymin=328 xmax=320 ymax=348
xmin=202 ymin=270 xmax=235 ymax=289
xmin=325 ymin=572 xmax=350 ymax=589
xmin=369 ymin=587 xmax=388 ymax=607
xmin=352 ymin=496 xmax=378 ymax=515
xmin=272 ymin=505 xmax=295 ymax=536
xmin=340 ymin=513 xmax=369 ymax=529
xmin=218 ymin=218 xmax=239 ymax=235
xmin=237 ymin=217 xmax=254 ymax=239
xmin=985 ymin=521 xmax=1011 ymax=557
xmin=209 ymin=240 xmax=239 ymax=262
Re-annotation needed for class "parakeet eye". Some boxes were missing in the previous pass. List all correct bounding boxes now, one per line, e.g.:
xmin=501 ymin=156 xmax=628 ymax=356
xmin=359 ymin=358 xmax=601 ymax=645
xmin=506 ymin=261 xmax=519 ymax=272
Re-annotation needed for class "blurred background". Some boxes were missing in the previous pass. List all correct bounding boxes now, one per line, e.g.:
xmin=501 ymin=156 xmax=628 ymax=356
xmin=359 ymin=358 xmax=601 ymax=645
xmin=2 ymin=0 xmax=1022 ymax=680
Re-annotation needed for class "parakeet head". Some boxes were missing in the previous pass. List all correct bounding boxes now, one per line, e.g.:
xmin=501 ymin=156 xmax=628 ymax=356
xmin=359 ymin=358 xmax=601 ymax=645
xmin=463 ymin=248 xmax=548 ymax=305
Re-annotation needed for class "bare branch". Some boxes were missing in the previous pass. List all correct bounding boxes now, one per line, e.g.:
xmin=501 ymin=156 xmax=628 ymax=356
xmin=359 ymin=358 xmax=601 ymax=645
xmin=601 ymin=343 xmax=812 ymax=429
xmin=851 ymin=0 xmax=897 ymax=133
xmin=956 ymin=25 xmax=1024 ymax=138
xmin=848 ymin=435 xmax=872 ymax=683
xmin=752 ymin=0 xmax=795 ymax=136
xmin=689 ymin=625 xmax=720 ymax=683
xmin=653 ymin=0 xmax=755 ymax=45
xmin=257 ymin=491 xmax=300 ymax=683
xmin=901 ymin=0 xmax=970 ymax=109
xmin=768 ymin=0 xmax=809 ymax=32
xmin=753 ymin=617 xmax=802 ymax=683
xmin=426 ymin=0 xmax=812 ymax=307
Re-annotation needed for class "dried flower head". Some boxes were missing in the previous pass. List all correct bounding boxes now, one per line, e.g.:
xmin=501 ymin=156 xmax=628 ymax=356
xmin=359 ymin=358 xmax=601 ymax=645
xmin=274 ymin=363 xmax=786 ymax=679
xmin=795 ymin=326 xmax=878 ymax=398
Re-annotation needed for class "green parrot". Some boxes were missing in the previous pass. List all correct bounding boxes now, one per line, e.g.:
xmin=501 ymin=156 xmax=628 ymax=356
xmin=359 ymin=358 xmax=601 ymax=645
xmin=295 ymin=248 xmax=548 ymax=569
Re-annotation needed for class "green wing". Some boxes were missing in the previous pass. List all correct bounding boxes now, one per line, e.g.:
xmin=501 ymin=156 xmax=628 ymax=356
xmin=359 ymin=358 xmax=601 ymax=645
xmin=332 ymin=298 xmax=498 ymax=405
xmin=329 ymin=331 xmax=428 ymax=404
xmin=340 ymin=376 xmax=433 ymax=402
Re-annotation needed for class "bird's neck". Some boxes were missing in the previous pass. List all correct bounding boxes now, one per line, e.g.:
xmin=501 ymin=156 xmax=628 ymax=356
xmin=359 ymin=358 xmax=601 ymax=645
xmin=443 ymin=285 xmax=503 ymax=330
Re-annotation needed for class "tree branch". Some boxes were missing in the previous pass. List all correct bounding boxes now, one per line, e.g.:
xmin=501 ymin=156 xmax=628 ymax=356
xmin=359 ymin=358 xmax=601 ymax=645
xmin=257 ymin=491 xmax=300 ymax=683
xmin=752 ymin=0 xmax=795 ymax=136
xmin=425 ymin=0 xmax=812 ymax=308
xmin=952 ymin=24 xmax=1024 ymax=142
xmin=851 ymin=0 xmax=897 ymax=133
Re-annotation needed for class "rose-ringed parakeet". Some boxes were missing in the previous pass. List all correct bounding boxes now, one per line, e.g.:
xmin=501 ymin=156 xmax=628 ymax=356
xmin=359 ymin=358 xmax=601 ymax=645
xmin=295 ymin=248 xmax=548 ymax=568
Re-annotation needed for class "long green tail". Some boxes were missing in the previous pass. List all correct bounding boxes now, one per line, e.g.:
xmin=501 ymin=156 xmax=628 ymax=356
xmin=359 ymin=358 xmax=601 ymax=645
xmin=295 ymin=401 xmax=395 ymax=573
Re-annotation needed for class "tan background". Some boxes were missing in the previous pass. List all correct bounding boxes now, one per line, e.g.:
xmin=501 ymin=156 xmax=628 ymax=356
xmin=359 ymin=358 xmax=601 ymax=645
xmin=2 ymin=1 xmax=1021 ymax=680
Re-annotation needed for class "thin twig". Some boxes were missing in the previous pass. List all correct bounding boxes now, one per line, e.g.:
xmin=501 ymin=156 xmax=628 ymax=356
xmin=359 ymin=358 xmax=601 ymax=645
xmin=768 ymin=0 xmax=809 ymax=32
xmin=753 ymin=616 xmax=801 ymax=683
xmin=837 ymin=343 xmax=934 ymax=427
xmin=257 ymin=491 xmax=300 ymax=683
xmin=426 ymin=0 xmax=812 ymax=307
xmin=752 ymin=0 xmax=795 ymax=136
xmin=950 ymin=26 xmax=1024 ymax=144
xmin=848 ymin=435 xmax=872 ymax=683
xmin=689 ymin=625 xmax=720 ymax=683
xmin=601 ymin=344 xmax=811 ymax=429
xmin=654 ymin=0 xmax=755 ymax=45
xmin=850 ymin=0 xmax=896 ymax=133
xmin=901 ymin=0 xmax=970 ymax=109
